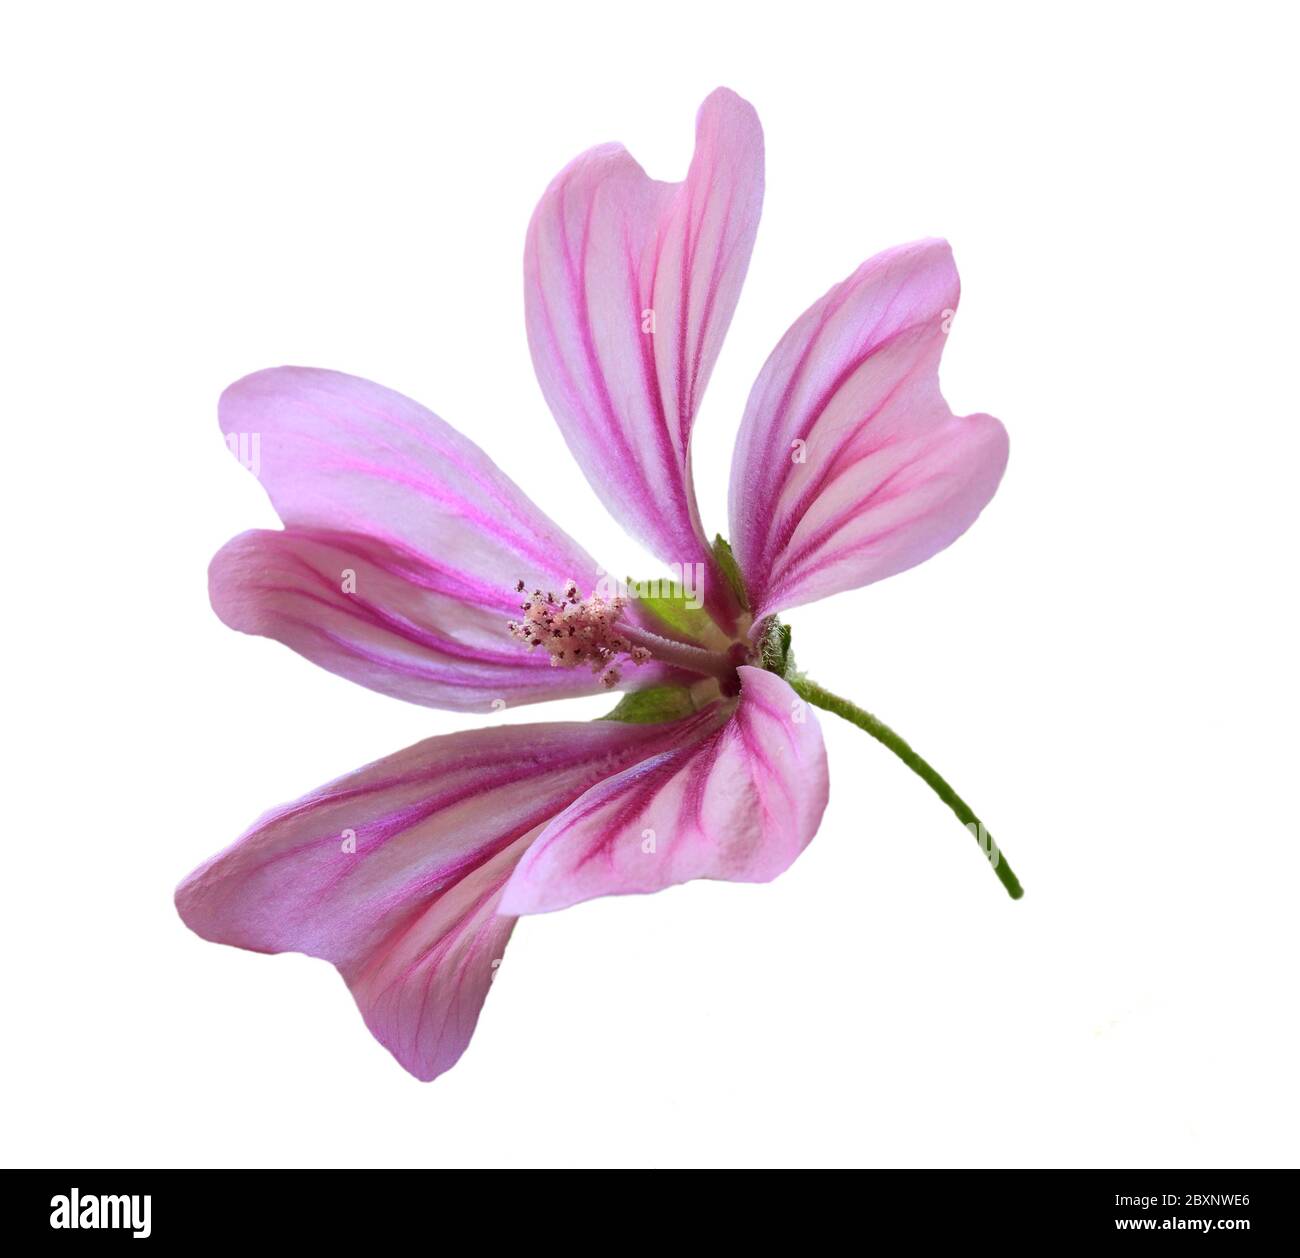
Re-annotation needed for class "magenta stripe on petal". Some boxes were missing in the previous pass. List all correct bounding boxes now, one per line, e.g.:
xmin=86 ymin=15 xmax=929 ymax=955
xmin=728 ymin=239 xmax=1009 ymax=620
xmin=210 ymin=527 xmax=681 ymax=712
xmin=212 ymin=366 xmax=658 ymax=709
xmin=176 ymin=714 xmax=720 ymax=1081
xmin=525 ymin=88 xmax=764 ymax=629
xmin=220 ymin=367 xmax=597 ymax=587
xmin=500 ymin=668 xmax=828 ymax=916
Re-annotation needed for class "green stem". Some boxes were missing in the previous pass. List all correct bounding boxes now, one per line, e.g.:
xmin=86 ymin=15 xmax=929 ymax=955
xmin=789 ymin=677 xmax=1023 ymax=900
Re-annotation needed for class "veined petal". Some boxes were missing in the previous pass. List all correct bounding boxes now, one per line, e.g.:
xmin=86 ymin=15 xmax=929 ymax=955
xmin=525 ymin=88 xmax=763 ymax=628
xmin=500 ymin=668 xmax=828 ymax=916
xmin=728 ymin=239 xmax=1009 ymax=619
xmin=215 ymin=366 xmax=633 ymax=708
xmin=176 ymin=713 xmax=720 ymax=1081
xmin=210 ymin=528 xmax=678 ymax=712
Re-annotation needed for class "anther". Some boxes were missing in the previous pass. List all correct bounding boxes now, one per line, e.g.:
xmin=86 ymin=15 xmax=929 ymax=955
xmin=506 ymin=578 xmax=650 ymax=686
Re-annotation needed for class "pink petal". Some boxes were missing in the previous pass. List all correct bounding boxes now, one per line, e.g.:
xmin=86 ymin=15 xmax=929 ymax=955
xmin=215 ymin=366 xmax=643 ymax=709
xmin=525 ymin=88 xmax=763 ymax=629
xmin=176 ymin=714 xmax=720 ymax=1081
xmin=728 ymin=239 xmax=1009 ymax=619
xmin=210 ymin=527 xmax=678 ymax=712
xmin=500 ymin=667 xmax=828 ymax=916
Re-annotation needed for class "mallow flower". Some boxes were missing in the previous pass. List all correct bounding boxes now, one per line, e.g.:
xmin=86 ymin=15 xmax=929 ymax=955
xmin=177 ymin=88 xmax=1021 ymax=1082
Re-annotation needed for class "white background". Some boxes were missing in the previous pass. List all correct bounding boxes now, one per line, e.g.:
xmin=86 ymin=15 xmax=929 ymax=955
xmin=3 ymin=1 xmax=1297 ymax=1169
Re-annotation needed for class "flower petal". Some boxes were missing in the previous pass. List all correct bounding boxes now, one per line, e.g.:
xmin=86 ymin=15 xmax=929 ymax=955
xmin=176 ymin=714 xmax=719 ymax=1081
xmin=525 ymin=88 xmax=763 ymax=628
xmin=500 ymin=667 xmax=828 ymax=916
xmin=728 ymin=239 xmax=1009 ymax=619
xmin=210 ymin=527 xmax=679 ymax=712
xmin=215 ymin=366 xmax=652 ymax=708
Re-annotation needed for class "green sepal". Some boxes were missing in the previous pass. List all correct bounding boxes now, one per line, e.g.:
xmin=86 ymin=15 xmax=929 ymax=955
xmin=627 ymin=576 xmax=716 ymax=642
xmin=601 ymin=684 xmax=697 ymax=724
xmin=712 ymin=535 xmax=749 ymax=611
xmin=759 ymin=616 xmax=796 ymax=678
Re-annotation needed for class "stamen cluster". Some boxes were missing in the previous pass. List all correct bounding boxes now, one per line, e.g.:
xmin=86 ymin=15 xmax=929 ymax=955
xmin=507 ymin=580 xmax=650 ymax=689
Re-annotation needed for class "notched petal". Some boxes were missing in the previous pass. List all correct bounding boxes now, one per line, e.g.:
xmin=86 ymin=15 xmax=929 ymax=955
xmin=728 ymin=239 xmax=1008 ymax=619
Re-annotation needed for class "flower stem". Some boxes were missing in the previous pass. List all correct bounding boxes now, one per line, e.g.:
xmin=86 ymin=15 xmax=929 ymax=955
xmin=789 ymin=677 xmax=1024 ymax=900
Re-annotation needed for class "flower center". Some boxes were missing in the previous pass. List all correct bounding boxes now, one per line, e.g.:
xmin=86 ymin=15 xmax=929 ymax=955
xmin=507 ymin=579 xmax=749 ymax=694
xmin=507 ymin=581 xmax=650 ymax=689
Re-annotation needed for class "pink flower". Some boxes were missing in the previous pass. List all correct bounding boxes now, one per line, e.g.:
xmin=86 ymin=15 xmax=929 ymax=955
xmin=177 ymin=89 xmax=1011 ymax=1081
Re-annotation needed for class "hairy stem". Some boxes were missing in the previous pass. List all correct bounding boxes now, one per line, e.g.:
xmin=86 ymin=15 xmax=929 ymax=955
xmin=790 ymin=677 xmax=1024 ymax=900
